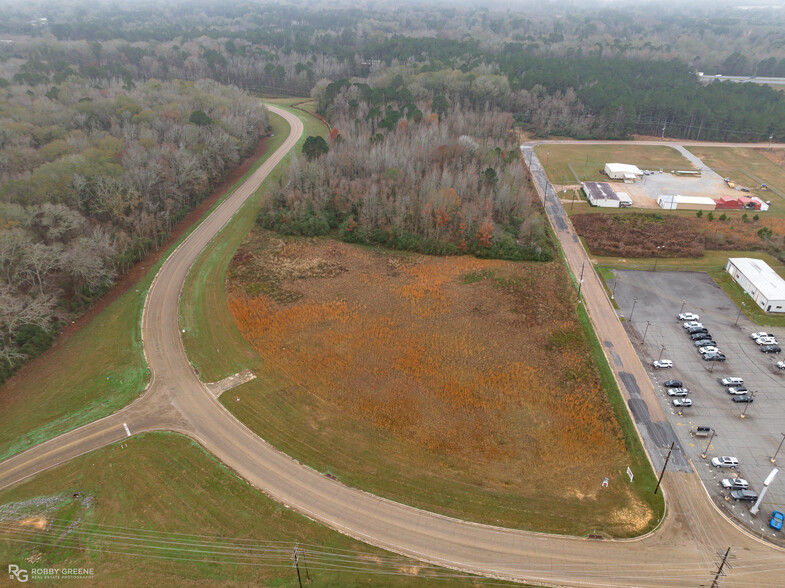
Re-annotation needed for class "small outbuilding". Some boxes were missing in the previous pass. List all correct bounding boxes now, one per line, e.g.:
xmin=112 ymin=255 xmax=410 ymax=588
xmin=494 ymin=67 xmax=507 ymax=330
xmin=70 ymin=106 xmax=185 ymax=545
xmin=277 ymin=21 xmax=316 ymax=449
xmin=582 ymin=182 xmax=630 ymax=208
xmin=726 ymin=257 xmax=785 ymax=313
xmin=714 ymin=196 xmax=769 ymax=211
xmin=657 ymin=195 xmax=716 ymax=211
xmin=604 ymin=163 xmax=643 ymax=182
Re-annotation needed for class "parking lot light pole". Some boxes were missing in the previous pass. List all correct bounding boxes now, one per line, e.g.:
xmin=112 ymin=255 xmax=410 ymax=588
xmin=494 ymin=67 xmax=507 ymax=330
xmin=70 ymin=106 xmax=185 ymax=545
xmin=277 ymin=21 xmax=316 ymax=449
xmin=771 ymin=432 xmax=785 ymax=464
xmin=740 ymin=391 xmax=755 ymax=419
xmin=735 ymin=302 xmax=746 ymax=326
xmin=642 ymin=321 xmax=651 ymax=344
xmin=658 ymin=344 xmax=666 ymax=361
xmin=611 ymin=279 xmax=618 ymax=300
xmin=629 ymin=297 xmax=638 ymax=321
xmin=679 ymin=299 xmax=686 ymax=315
xmin=653 ymin=245 xmax=665 ymax=271
xmin=701 ymin=429 xmax=716 ymax=459
xmin=750 ymin=468 xmax=779 ymax=516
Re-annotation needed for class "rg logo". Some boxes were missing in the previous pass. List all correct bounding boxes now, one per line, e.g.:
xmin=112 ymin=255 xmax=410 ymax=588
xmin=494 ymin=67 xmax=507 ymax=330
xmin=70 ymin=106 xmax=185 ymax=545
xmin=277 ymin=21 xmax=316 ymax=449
xmin=8 ymin=564 xmax=28 ymax=582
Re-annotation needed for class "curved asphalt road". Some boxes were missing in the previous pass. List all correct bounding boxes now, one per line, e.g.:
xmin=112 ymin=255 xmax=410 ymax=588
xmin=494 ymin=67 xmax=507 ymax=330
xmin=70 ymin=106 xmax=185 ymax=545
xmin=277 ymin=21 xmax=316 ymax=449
xmin=2 ymin=112 xmax=785 ymax=586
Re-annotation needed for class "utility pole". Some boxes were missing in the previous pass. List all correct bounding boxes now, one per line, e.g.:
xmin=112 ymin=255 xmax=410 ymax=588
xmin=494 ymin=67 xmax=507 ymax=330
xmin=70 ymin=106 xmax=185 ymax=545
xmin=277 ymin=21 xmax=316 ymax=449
xmin=577 ymin=261 xmax=585 ymax=302
xmin=710 ymin=547 xmax=732 ymax=588
xmin=701 ymin=429 xmax=716 ymax=459
xmin=654 ymin=442 xmax=675 ymax=495
xmin=291 ymin=545 xmax=304 ymax=588
xmin=629 ymin=297 xmax=638 ymax=321
xmin=611 ymin=279 xmax=618 ymax=300
xmin=771 ymin=432 xmax=785 ymax=464
xmin=653 ymin=245 xmax=664 ymax=270
xmin=769 ymin=134 xmax=774 ymax=150
xmin=661 ymin=124 xmax=666 ymax=139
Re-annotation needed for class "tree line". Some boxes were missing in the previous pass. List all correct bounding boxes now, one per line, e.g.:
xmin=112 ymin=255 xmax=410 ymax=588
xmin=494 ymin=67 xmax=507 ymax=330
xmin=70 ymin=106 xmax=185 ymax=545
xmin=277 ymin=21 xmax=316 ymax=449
xmin=0 ymin=74 xmax=268 ymax=381
xmin=260 ymin=87 xmax=551 ymax=262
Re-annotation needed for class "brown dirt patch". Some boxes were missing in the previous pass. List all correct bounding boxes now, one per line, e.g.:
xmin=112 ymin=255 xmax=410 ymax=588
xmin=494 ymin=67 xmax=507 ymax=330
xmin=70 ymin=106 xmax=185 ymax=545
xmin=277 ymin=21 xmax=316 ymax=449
xmin=226 ymin=230 xmax=632 ymax=489
xmin=18 ymin=516 xmax=48 ymax=530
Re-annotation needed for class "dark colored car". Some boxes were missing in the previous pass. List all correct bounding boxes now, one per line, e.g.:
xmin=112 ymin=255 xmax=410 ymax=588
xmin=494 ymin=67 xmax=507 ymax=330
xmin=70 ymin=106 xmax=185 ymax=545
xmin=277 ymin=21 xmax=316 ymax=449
xmin=703 ymin=353 xmax=727 ymax=361
xmin=761 ymin=345 xmax=782 ymax=354
xmin=694 ymin=339 xmax=717 ymax=347
xmin=732 ymin=395 xmax=754 ymax=403
xmin=663 ymin=379 xmax=683 ymax=388
xmin=731 ymin=489 xmax=759 ymax=502
xmin=687 ymin=327 xmax=709 ymax=334
xmin=691 ymin=332 xmax=712 ymax=341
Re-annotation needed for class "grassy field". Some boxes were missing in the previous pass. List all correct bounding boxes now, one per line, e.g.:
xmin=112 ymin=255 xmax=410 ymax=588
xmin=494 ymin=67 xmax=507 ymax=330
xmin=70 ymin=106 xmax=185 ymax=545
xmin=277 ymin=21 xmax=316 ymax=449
xmin=180 ymin=106 xmax=326 ymax=382
xmin=685 ymin=146 xmax=785 ymax=211
xmin=189 ymin=230 xmax=662 ymax=538
xmin=534 ymin=144 xmax=694 ymax=185
xmin=0 ymin=433 xmax=496 ymax=586
xmin=0 ymin=110 xmax=291 ymax=462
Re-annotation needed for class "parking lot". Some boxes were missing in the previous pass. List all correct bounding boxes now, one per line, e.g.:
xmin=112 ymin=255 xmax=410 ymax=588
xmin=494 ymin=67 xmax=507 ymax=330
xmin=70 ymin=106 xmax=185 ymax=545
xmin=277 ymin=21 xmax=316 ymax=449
xmin=610 ymin=269 xmax=785 ymax=541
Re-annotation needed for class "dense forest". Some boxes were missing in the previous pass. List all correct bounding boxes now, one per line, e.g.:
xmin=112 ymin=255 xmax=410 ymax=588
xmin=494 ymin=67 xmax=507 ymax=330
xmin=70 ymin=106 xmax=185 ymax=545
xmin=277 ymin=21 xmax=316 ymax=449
xmin=0 ymin=74 xmax=268 ymax=380
xmin=261 ymin=89 xmax=550 ymax=261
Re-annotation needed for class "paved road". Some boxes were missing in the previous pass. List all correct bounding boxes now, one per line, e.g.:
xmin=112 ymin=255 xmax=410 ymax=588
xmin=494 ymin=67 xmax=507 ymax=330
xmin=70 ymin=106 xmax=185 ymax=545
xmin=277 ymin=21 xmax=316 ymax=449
xmin=700 ymin=74 xmax=785 ymax=86
xmin=2 ymin=120 xmax=785 ymax=586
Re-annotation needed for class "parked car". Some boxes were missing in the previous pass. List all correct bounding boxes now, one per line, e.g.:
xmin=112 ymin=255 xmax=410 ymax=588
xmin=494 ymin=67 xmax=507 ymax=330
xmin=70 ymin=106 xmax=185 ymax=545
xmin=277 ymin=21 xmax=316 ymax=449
xmin=699 ymin=346 xmax=719 ymax=354
xmin=727 ymin=386 xmax=749 ymax=395
xmin=688 ymin=327 xmax=709 ymax=335
xmin=711 ymin=456 xmax=739 ymax=468
xmin=667 ymin=388 xmax=689 ymax=397
xmin=683 ymin=321 xmax=703 ymax=329
xmin=663 ymin=379 xmax=683 ymax=388
xmin=761 ymin=345 xmax=782 ymax=354
xmin=678 ymin=313 xmax=699 ymax=321
xmin=721 ymin=478 xmax=749 ymax=490
xmin=731 ymin=489 xmax=759 ymax=502
xmin=751 ymin=332 xmax=770 ymax=340
xmin=691 ymin=332 xmax=712 ymax=341
xmin=695 ymin=339 xmax=717 ymax=347
xmin=673 ymin=398 xmax=692 ymax=407
xmin=703 ymin=352 xmax=726 ymax=361
xmin=732 ymin=395 xmax=754 ymax=403
xmin=777 ymin=361 xmax=785 ymax=370
xmin=756 ymin=337 xmax=778 ymax=346
xmin=770 ymin=511 xmax=784 ymax=531
xmin=653 ymin=360 xmax=673 ymax=369
xmin=721 ymin=377 xmax=743 ymax=386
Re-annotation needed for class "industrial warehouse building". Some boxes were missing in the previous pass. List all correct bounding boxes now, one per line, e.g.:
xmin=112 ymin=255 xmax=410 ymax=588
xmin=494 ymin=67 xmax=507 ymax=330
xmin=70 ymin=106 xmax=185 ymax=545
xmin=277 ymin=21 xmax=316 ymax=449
xmin=604 ymin=163 xmax=643 ymax=182
xmin=582 ymin=182 xmax=632 ymax=208
xmin=657 ymin=195 xmax=717 ymax=211
xmin=726 ymin=257 xmax=785 ymax=313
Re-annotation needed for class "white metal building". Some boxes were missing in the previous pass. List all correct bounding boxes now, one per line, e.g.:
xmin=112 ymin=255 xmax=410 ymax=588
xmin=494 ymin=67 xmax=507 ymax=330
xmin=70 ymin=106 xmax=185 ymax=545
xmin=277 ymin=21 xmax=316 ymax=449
xmin=726 ymin=257 xmax=785 ymax=313
xmin=604 ymin=163 xmax=643 ymax=182
xmin=582 ymin=182 xmax=630 ymax=208
xmin=657 ymin=195 xmax=716 ymax=211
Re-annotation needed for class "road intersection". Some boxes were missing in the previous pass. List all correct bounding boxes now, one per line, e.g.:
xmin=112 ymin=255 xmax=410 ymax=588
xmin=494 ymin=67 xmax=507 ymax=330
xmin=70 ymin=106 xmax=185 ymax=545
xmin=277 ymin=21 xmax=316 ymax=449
xmin=1 ymin=112 xmax=784 ymax=586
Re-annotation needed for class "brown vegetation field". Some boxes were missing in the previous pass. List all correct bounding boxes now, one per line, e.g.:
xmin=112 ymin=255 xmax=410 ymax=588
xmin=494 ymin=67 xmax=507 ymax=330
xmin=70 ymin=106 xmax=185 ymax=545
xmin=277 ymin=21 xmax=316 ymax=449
xmin=573 ymin=212 xmax=785 ymax=259
xmin=222 ymin=228 xmax=658 ymax=536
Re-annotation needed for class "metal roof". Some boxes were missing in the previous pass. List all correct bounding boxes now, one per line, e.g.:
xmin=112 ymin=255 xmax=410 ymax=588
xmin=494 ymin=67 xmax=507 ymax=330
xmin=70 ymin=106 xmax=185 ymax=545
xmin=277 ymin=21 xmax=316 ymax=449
xmin=605 ymin=163 xmax=642 ymax=175
xmin=583 ymin=182 xmax=619 ymax=201
xmin=728 ymin=258 xmax=785 ymax=302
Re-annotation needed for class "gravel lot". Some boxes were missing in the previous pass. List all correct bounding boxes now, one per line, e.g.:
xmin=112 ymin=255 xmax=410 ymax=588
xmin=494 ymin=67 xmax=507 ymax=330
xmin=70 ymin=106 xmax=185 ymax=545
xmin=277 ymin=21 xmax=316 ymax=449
xmin=611 ymin=269 xmax=785 ymax=542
